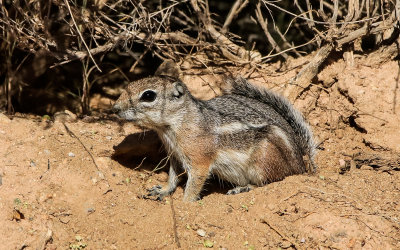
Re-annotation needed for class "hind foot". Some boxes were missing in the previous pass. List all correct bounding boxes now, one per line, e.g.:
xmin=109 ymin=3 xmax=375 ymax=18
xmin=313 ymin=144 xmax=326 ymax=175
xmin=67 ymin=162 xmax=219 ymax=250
xmin=226 ymin=185 xmax=255 ymax=195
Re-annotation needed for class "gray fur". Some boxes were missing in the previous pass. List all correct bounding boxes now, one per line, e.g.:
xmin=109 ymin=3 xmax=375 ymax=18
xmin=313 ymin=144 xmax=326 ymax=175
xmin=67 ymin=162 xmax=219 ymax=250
xmin=113 ymin=76 xmax=317 ymax=201
xmin=225 ymin=77 xmax=317 ymax=170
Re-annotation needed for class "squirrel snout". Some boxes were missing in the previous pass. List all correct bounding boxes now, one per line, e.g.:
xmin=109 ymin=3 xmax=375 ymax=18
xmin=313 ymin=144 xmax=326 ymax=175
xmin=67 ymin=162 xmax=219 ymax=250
xmin=111 ymin=103 xmax=121 ymax=113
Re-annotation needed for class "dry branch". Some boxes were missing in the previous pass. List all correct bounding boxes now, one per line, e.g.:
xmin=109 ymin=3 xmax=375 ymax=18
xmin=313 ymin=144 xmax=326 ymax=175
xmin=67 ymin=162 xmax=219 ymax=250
xmin=255 ymin=1 xmax=287 ymax=60
xmin=286 ymin=43 xmax=333 ymax=102
xmin=222 ymin=0 xmax=249 ymax=32
xmin=64 ymin=0 xmax=101 ymax=71
xmin=1 ymin=0 xmax=399 ymax=114
xmin=352 ymin=153 xmax=400 ymax=170
xmin=190 ymin=0 xmax=262 ymax=63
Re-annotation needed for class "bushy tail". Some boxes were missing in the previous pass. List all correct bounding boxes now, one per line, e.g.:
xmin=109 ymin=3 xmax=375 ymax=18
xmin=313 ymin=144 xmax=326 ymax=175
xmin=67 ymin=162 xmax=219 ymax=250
xmin=226 ymin=77 xmax=317 ymax=172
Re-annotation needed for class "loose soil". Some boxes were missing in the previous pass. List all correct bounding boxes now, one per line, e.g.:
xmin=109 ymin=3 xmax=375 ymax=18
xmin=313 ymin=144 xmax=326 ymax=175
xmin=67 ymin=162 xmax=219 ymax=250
xmin=1 ymin=54 xmax=400 ymax=249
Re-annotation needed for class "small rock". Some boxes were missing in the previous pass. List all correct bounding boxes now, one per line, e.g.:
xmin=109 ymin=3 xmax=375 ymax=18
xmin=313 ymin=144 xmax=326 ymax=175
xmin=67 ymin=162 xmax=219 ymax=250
xmin=64 ymin=110 xmax=77 ymax=120
xmin=98 ymin=172 xmax=105 ymax=179
xmin=87 ymin=207 xmax=95 ymax=214
xmin=105 ymin=136 xmax=112 ymax=140
xmin=68 ymin=152 xmax=75 ymax=157
xmin=300 ymin=238 xmax=306 ymax=243
xmin=12 ymin=209 xmax=25 ymax=221
xmin=44 ymin=149 xmax=50 ymax=155
xmin=196 ymin=229 xmax=206 ymax=237
xmin=379 ymin=166 xmax=391 ymax=172
xmin=335 ymin=129 xmax=344 ymax=139
xmin=203 ymin=239 xmax=213 ymax=248
xmin=339 ymin=159 xmax=346 ymax=167
xmin=267 ymin=204 xmax=276 ymax=211
xmin=54 ymin=110 xmax=77 ymax=123
xmin=82 ymin=116 xmax=97 ymax=123
xmin=280 ymin=240 xmax=292 ymax=249
xmin=30 ymin=161 xmax=36 ymax=167
xmin=350 ymin=160 xmax=357 ymax=171
xmin=360 ymin=165 xmax=373 ymax=170
xmin=59 ymin=217 xmax=70 ymax=224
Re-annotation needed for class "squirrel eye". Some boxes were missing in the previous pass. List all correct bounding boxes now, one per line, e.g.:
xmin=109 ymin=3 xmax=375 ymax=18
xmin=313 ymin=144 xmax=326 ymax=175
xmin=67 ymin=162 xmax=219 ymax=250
xmin=140 ymin=90 xmax=157 ymax=102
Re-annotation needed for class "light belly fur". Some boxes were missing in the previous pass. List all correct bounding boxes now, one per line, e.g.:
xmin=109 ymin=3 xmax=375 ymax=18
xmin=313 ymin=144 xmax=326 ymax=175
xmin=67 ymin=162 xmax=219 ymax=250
xmin=210 ymin=149 xmax=261 ymax=186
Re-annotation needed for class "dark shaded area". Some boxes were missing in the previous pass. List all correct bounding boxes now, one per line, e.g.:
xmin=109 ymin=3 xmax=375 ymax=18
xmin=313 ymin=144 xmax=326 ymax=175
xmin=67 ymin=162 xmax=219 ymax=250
xmin=111 ymin=130 xmax=166 ymax=170
xmin=111 ymin=129 xmax=235 ymax=197
xmin=348 ymin=115 xmax=368 ymax=134
xmin=1 ymin=0 xmax=397 ymax=116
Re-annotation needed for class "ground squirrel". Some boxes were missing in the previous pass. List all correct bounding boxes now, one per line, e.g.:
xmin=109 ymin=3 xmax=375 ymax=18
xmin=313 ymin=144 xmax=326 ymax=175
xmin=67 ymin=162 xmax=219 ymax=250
xmin=113 ymin=63 xmax=316 ymax=202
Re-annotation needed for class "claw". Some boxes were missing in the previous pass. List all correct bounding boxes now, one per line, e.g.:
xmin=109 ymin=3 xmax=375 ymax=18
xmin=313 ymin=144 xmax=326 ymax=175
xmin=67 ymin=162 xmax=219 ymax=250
xmin=147 ymin=184 xmax=168 ymax=201
xmin=147 ymin=185 xmax=162 ymax=193
xmin=226 ymin=186 xmax=253 ymax=195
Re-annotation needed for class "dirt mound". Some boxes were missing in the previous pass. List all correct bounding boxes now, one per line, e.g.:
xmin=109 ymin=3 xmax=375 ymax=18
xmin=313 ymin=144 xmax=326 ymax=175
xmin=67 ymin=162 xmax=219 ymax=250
xmin=1 ymin=55 xmax=400 ymax=249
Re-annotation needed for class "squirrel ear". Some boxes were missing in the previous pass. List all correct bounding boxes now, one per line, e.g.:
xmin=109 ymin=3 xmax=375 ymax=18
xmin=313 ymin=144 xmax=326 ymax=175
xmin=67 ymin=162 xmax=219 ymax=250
xmin=155 ymin=60 xmax=181 ymax=79
xmin=172 ymin=82 xmax=185 ymax=98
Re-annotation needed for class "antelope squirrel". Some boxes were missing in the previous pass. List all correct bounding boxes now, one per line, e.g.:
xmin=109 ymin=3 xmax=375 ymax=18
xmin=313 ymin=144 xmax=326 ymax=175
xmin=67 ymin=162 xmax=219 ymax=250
xmin=113 ymin=63 xmax=316 ymax=202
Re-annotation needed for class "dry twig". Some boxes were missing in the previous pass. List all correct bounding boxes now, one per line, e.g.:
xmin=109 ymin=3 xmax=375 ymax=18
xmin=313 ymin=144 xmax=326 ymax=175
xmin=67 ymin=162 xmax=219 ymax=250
xmin=62 ymin=123 xmax=111 ymax=192
xmin=170 ymin=196 xmax=181 ymax=248
xmin=64 ymin=0 xmax=101 ymax=72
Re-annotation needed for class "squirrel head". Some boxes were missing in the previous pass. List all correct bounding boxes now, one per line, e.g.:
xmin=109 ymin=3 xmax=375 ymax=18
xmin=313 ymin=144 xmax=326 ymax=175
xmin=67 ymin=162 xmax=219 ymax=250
xmin=113 ymin=76 xmax=190 ymax=129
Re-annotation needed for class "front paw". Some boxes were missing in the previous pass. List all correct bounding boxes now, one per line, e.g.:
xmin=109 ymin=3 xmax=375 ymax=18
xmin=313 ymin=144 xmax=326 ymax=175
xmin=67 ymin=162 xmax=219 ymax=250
xmin=226 ymin=185 xmax=253 ymax=195
xmin=147 ymin=185 xmax=169 ymax=201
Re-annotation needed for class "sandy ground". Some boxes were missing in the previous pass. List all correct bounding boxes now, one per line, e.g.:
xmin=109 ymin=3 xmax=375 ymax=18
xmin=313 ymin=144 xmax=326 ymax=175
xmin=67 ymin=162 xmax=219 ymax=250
xmin=1 ymin=54 xmax=400 ymax=249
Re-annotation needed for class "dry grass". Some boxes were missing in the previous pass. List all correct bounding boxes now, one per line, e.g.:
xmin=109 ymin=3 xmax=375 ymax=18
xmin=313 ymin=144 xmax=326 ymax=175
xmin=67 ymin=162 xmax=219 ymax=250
xmin=0 ymin=0 xmax=398 ymax=114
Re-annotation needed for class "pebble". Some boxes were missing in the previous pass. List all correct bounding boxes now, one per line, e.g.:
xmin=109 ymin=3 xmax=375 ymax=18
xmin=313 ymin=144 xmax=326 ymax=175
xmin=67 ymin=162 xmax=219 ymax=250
xmin=54 ymin=110 xmax=77 ymax=123
xmin=59 ymin=217 xmax=70 ymax=224
xmin=64 ymin=110 xmax=77 ymax=121
xmin=68 ymin=152 xmax=75 ymax=157
xmin=44 ymin=149 xmax=50 ymax=155
xmin=196 ymin=229 xmax=206 ymax=237
xmin=30 ymin=161 xmax=36 ymax=167
xmin=339 ymin=159 xmax=346 ymax=167
xmin=267 ymin=204 xmax=276 ymax=211
xmin=335 ymin=129 xmax=344 ymax=139
xmin=360 ymin=165 xmax=373 ymax=170
xmin=379 ymin=166 xmax=391 ymax=172
xmin=98 ymin=172 xmax=105 ymax=179
xmin=106 ymin=136 xmax=112 ymax=140
xmin=87 ymin=207 xmax=95 ymax=214
xmin=280 ymin=240 xmax=292 ymax=248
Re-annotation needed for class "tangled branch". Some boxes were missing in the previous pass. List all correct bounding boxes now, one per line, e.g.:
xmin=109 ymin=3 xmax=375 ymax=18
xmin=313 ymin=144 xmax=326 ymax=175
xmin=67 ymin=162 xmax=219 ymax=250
xmin=0 ymin=0 xmax=399 ymax=113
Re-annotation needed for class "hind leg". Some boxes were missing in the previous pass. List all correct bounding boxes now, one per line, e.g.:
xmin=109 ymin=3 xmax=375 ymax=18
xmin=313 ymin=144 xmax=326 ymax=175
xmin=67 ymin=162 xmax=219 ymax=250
xmin=226 ymin=184 xmax=255 ymax=195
